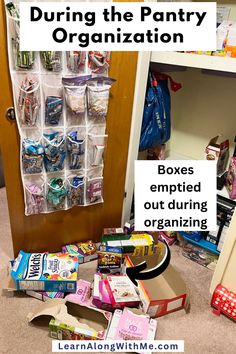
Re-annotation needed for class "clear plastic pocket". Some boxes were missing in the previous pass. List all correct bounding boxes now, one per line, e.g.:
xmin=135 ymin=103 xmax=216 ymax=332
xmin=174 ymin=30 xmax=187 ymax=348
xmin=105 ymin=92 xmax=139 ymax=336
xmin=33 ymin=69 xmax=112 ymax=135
xmin=86 ymin=177 xmax=103 ymax=205
xmin=42 ymin=78 xmax=64 ymax=127
xmin=88 ymin=134 xmax=107 ymax=167
xmin=40 ymin=51 xmax=62 ymax=72
xmin=87 ymin=77 xmax=115 ymax=118
xmin=67 ymin=129 xmax=86 ymax=170
xmin=66 ymin=51 xmax=86 ymax=73
xmin=46 ymin=175 xmax=67 ymax=211
xmin=67 ymin=174 xmax=85 ymax=207
xmin=88 ymin=51 xmax=111 ymax=75
xmin=43 ymin=130 xmax=66 ymax=172
xmin=24 ymin=175 xmax=46 ymax=215
xmin=6 ymin=4 xmax=36 ymax=71
xmin=86 ymin=167 xmax=103 ymax=205
xmin=62 ymin=76 xmax=89 ymax=126
xmin=22 ymin=137 xmax=44 ymax=175
xmin=14 ymin=74 xmax=41 ymax=127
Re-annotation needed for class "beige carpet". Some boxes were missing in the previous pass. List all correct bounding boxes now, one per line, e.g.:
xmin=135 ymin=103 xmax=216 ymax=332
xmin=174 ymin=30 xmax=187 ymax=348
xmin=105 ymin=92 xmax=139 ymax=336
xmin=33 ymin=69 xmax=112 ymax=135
xmin=0 ymin=187 xmax=235 ymax=354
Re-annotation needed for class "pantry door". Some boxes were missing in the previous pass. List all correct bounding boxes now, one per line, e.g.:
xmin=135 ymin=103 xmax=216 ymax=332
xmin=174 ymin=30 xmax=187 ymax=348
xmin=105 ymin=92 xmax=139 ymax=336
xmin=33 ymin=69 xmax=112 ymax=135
xmin=0 ymin=1 xmax=140 ymax=256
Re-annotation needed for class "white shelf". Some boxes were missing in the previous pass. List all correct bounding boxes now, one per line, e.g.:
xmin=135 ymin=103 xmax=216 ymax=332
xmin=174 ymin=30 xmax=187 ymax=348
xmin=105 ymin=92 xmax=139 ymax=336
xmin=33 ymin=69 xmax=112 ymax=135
xmin=151 ymin=52 xmax=236 ymax=73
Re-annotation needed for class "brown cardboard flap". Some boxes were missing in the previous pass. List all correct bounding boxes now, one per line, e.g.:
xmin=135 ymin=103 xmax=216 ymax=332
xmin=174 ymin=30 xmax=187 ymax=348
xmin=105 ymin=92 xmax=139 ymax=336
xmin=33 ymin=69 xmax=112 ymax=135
xmin=27 ymin=298 xmax=109 ymax=333
xmin=128 ymin=253 xmax=187 ymax=301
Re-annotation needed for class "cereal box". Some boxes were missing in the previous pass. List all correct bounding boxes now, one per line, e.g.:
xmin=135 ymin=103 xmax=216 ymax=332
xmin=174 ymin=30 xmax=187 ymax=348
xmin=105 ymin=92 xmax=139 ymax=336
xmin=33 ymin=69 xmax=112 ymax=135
xmin=11 ymin=251 xmax=78 ymax=292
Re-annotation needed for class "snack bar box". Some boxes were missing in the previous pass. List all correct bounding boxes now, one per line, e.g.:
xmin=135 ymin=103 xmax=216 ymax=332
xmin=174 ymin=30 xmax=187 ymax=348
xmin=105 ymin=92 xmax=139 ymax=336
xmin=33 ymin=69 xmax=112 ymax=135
xmin=125 ymin=253 xmax=188 ymax=318
xmin=11 ymin=251 xmax=78 ymax=292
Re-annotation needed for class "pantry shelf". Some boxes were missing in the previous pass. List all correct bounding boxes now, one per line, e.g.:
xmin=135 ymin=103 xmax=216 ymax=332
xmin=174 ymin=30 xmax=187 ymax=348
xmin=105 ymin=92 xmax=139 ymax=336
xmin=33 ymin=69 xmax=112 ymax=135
xmin=151 ymin=52 xmax=236 ymax=73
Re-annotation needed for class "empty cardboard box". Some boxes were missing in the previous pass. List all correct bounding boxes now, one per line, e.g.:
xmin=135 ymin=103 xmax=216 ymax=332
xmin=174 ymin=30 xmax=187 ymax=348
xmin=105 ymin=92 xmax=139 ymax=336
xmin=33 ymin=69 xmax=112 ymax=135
xmin=27 ymin=298 xmax=112 ymax=340
xmin=125 ymin=252 xmax=188 ymax=318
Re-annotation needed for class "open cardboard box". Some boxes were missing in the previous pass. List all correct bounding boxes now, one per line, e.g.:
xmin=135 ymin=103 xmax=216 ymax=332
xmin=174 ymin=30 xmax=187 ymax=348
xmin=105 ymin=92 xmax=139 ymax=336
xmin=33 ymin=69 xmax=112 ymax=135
xmin=125 ymin=250 xmax=189 ymax=318
xmin=27 ymin=298 xmax=112 ymax=340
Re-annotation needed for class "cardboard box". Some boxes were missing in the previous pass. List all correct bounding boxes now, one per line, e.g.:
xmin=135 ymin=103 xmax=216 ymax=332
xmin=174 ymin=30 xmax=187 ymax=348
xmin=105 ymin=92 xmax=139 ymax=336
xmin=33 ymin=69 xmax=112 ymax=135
xmin=11 ymin=251 xmax=78 ymax=292
xmin=27 ymin=298 xmax=112 ymax=340
xmin=106 ymin=308 xmax=157 ymax=353
xmin=125 ymin=253 xmax=188 ymax=318
xmin=62 ymin=240 xmax=98 ymax=264
xmin=101 ymin=233 xmax=158 ymax=256
xmin=205 ymin=136 xmax=229 ymax=175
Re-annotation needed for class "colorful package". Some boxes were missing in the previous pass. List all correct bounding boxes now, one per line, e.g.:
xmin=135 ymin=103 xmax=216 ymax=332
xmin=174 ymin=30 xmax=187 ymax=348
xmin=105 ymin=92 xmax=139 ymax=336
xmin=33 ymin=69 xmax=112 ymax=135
xmin=226 ymin=157 xmax=236 ymax=199
xmin=62 ymin=240 xmax=97 ymax=264
xmin=11 ymin=251 xmax=78 ymax=292
xmin=92 ymin=273 xmax=114 ymax=312
xmin=22 ymin=138 xmax=44 ymax=175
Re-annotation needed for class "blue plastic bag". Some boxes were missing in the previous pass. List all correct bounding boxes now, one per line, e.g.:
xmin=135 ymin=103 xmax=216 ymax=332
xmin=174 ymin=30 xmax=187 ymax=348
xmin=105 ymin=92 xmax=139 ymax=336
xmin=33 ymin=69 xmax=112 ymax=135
xmin=139 ymin=72 xmax=182 ymax=151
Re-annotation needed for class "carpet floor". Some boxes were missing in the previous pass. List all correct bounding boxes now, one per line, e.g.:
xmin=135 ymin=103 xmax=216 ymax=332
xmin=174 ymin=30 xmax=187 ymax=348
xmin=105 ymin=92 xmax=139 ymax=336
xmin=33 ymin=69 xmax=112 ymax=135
xmin=0 ymin=187 xmax=235 ymax=354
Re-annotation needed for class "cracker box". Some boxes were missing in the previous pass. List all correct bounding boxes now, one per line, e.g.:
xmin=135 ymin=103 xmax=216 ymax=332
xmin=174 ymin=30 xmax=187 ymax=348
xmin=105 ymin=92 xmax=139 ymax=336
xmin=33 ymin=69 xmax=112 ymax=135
xmin=11 ymin=251 xmax=78 ymax=292
xmin=125 ymin=253 xmax=188 ymax=318
xmin=205 ymin=136 xmax=229 ymax=175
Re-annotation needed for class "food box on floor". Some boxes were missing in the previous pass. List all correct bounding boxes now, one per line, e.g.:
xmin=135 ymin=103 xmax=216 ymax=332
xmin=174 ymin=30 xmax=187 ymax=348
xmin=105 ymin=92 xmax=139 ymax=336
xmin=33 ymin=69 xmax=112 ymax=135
xmin=92 ymin=273 xmax=140 ymax=310
xmin=27 ymin=298 xmax=112 ymax=340
xmin=11 ymin=251 xmax=78 ymax=292
xmin=65 ymin=279 xmax=92 ymax=306
xmin=97 ymin=245 xmax=123 ymax=274
xmin=182 ymin=243 xmax=218 ymax=271
xmin=106 ymin=307 xmax=157 ymax=341
xmin=25 ymin=290 xmax=65 ymax=301
xmin=62 ymin=240 xmax=97 ymax=264
xmin=101 ymin=233 xmax=158 ymax=256
xmin=124 ymin=252 xmax=188 ymax=318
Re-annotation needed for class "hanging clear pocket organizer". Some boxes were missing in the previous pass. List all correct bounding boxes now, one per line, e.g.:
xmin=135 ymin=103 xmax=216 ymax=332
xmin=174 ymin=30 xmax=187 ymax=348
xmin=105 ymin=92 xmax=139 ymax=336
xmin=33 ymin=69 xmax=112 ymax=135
xmin=23 ymin=175 xmax=46 ymax=215
xmin=6 ymin=3 xmax=37 ymax=71
xmin=13 ymin=73 xmax=41 ymax=127
xmin=42 ymin=77 xmax=64 ymax=127
xmin=67 ymin=129 xmax=86 ymax=170
xmin=40 ymin=51 xmax=62 ymax=72
xmin=21 ymin=135 xmax=44 ymax=175
xmin=66 ymin=51 xmax=86 ymax=74
xmin=88 ymin=134 xmax=107 ymax=167
xmin=43 ymin=130 xmax=66 ymax=172
xmin=46 ymin=174 xmax=67 ymax=211
xmin=62 ymin=76 xmax=90 ymax=126
xmin=67 ymin=173 xmax=85 ymax=207
xmin=5 ymin=0 xmax=115 ymax=215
